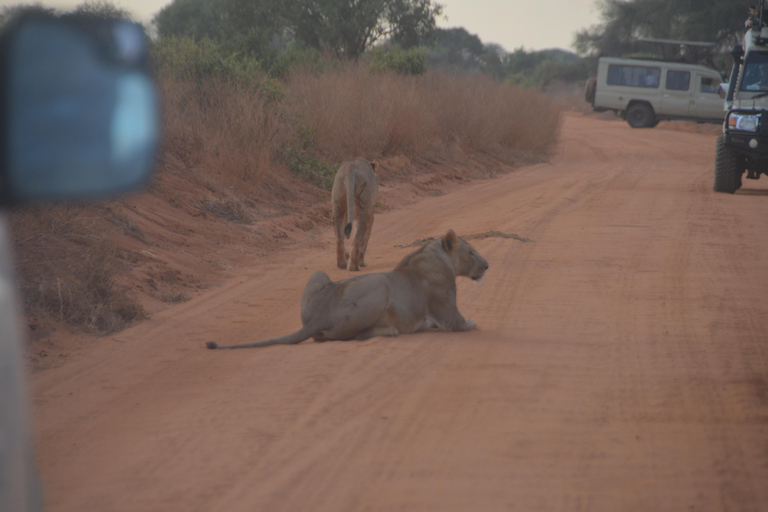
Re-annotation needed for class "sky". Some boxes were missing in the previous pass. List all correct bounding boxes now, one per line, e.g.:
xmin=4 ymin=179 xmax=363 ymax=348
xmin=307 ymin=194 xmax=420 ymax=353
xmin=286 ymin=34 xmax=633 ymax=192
xmin=0 ymin=0 xmax=604 ymax=52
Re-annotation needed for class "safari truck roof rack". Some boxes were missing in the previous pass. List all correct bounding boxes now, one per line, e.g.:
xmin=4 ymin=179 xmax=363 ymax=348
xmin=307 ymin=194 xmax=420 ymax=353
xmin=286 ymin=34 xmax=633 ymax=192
xmin=636 ymin=37 xmax=716 ymax=49
xmin=636 ymin=37 xmax=717 ymax=68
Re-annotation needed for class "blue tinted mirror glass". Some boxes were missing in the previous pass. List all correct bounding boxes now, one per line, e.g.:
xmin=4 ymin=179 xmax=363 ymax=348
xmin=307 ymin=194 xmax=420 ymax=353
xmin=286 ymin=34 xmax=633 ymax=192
xmin=5 ymin=17 xmax=158 ymax=202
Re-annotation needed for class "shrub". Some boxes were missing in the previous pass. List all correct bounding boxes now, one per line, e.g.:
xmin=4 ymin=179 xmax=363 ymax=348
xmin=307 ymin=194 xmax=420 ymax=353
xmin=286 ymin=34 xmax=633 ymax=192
xmin=370 ymin=46 xmax=429 ymax=75
xmin=285 ymin=64 xmax=561 ymax=160
xmin=151 ymin=36 xmax=266 ymax=88
xmin=157 ymin=70 xmax=296 ymax=186
xmin=268 ymin=42 xmax=327 ymax=79
xmin=283 ymin=148 xmax=338 ymax=189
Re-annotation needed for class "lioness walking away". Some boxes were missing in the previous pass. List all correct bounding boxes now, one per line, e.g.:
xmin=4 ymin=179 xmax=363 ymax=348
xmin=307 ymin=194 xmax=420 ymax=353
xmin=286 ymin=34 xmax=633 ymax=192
xmin=206 ymin=229 xmax=488 ymax=349
xmin=332 ymin=159 xmax=378 ymax=271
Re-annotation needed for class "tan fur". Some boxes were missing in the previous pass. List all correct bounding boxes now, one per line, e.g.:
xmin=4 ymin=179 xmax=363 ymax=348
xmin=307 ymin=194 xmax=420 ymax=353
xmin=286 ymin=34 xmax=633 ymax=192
xmin=206 ymin=230 xmax=489 ymax=350
xmin=331 ymin=159 xmax=378 ymax=271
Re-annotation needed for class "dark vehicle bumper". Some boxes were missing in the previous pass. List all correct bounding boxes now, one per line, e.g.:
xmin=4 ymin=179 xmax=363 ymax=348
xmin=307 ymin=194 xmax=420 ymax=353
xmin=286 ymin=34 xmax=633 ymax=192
xmin=724 ymin=131 xmax=768 ymax=159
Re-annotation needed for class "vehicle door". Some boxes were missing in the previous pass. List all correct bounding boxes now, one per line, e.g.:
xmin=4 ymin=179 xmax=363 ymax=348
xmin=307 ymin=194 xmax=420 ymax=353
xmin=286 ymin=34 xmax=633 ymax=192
xmin=692 ymin=74 xmax=725 ymax=120
xmin=661 ymin=69 xmax=692 ymax=116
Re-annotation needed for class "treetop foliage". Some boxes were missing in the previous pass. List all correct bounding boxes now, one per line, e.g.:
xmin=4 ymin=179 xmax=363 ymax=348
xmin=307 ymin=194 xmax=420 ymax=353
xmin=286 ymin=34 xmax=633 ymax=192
xmin=0 ymin=0 xmax=133 ymax=24
xmin=155 ymin=0 xmax=443 ymax=61
xmin=574 ymin=0 xmax=746 ymax=59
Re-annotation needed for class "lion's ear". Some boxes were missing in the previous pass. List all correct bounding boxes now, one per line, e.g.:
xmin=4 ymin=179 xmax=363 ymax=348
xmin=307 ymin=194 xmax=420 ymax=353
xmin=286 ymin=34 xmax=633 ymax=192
xmin=443 ymin=229 xmax=458 ymax=253
xmin=370 ymin=160 xmax=378 ymax=172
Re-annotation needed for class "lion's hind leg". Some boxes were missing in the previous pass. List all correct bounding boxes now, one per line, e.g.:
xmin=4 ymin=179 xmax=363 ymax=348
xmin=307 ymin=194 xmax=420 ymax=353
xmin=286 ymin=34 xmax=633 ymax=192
xmin=357 ymin=209 xmax=374 ymax=268
xmin=332 ymin=198 xmax=349 ymax=269
xmin=348 ymin=207 xmax=373 ymax=271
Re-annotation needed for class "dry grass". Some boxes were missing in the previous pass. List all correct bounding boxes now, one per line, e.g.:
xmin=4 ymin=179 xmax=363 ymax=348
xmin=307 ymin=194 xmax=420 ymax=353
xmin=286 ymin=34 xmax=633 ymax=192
xmin=103 ymin=204 xmax=149 ymax=244
xmin=423 ymin=72 xmax=561 ymax=156
xmin=158 ymin=61 xmax=562 ymax=188
xmin=158 ymin=74 xmax=297 ymax=185
xmin=197 ymin=196 xmax=253 ymax=223
xmin=9 ymin=205 xmax=147 ymax=335
xmin=285 ymin=65 xmax=562 ymax=162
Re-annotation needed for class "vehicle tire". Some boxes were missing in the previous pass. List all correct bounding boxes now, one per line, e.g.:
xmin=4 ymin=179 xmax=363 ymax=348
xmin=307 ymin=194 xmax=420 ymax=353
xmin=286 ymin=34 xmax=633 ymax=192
xmin=625 ymin=103 xmax=656 ymax=128
xmin=713 ymin=134 xmax=745 ymax=193
xmin=584 ymin=77 xmax=596 ymax=105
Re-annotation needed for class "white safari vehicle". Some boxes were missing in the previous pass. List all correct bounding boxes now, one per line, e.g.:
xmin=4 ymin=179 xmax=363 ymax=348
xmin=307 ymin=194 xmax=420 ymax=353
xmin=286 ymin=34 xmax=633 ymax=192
xmin=585 ymin=56 xmax=725 ymax=128
xmin=714 ymin=5 xmax=768 ymax=193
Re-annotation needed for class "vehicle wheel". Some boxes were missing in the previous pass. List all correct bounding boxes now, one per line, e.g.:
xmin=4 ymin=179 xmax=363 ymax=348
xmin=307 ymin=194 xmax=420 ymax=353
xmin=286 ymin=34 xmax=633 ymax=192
xmin=584 ymin=77 xmax=596 ymax=104
xmin=626 ymin=103 xmax=656 ymax=128
xmin=714 ymin=134 xmax=745 ymax=193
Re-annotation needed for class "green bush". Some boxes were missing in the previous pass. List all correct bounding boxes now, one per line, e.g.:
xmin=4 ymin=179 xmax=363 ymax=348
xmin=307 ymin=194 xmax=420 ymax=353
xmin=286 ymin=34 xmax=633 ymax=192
xmin=268 ymin=42 xmax=326 ymax=79
xmin=370 ymin=46 xmax=428 ymax=75
xmin=284 ymin=149 xmax=337 ymax=190
xmin=151 ymin=36 xmax=288 ymax=103
xmin=506 ymin=58 xmax=595 ymax=90
xmin=151 ymin=36 xmax=263 ymax=86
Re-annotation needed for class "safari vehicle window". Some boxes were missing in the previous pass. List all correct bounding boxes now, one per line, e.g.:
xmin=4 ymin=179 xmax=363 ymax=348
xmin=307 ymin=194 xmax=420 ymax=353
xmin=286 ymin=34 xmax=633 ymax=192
xmin=700 ymin=77 xmax=719 ymax=94
xmin=666 ymin=70 xmax=690 ymax=91
xmin=607 ymin=64 xmax=660 ymax=88
xmin=740 ymin=51 xmax=768 ymax=91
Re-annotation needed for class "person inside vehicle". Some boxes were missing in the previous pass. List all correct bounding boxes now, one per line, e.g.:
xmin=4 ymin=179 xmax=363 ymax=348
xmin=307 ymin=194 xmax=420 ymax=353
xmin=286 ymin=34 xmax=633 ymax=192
xmin=746 ymin=4 xmax=766 ymax=29
xmin=744 ymin=62 xmax=768 ymax=90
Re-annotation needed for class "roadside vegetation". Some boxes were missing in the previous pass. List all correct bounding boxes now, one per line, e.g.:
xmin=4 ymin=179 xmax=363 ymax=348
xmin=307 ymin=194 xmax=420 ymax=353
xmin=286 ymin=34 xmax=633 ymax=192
xmin=5 ymin=0 xmax=743 ymax=338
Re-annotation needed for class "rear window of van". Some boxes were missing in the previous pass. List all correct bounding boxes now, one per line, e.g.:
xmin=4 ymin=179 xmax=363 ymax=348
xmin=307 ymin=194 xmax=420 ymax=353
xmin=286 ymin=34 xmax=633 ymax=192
xmin=607 ymin=64 xmax=660 ymax=88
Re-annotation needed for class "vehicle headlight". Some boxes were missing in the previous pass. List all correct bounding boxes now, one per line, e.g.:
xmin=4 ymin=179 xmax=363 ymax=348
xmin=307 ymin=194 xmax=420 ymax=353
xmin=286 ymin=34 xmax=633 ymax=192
xmin=728 ymin=113 xmax=760 ymax=132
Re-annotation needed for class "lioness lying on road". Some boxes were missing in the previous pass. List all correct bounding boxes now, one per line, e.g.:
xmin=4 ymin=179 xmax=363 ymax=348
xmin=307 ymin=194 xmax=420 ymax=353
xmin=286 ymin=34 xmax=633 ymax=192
xmin=332 ymin=159 xmax=378 ymax=271
xmin=206 ymin=229 xmax=488 ymax=349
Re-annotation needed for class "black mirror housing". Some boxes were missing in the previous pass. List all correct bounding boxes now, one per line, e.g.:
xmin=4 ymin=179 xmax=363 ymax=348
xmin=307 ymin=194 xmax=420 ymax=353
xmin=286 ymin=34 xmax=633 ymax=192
xmin=0 ymin=13 xmax=159 ymax=206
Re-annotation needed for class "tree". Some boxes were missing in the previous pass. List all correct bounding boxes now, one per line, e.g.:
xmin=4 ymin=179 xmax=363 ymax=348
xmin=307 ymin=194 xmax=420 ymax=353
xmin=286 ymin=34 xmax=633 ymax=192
xmin=478 ymin=43 xmax=505 ymax=80
xmin=386 ymin=0 xmax=443 ymax=49
xmin=0 ymin=2 xmax=57 ymax=24
xmin=0 ymin=1 xmax=132 ymax=26
xmin=71 ymin=0 xmax=133 ymax=20
xmin=154 ymin=0 xmax=226 ymax=41
xmin=574 ymin=0 xmax=745 ymax=58
xmin=155 ymin=0 xmax=443 ymax=61
xmin=155 ymin=0 xmax=287 ymax=59
xmin=430 ymin=27 xmax=484 ymax=68
xmin=285 ymin=0 xmax=442 ymax=60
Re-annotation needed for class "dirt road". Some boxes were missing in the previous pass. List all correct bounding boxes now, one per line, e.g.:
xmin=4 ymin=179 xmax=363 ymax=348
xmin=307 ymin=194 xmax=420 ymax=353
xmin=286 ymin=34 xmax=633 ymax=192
xmin=32 ymin=114 xmax=768 ymax=511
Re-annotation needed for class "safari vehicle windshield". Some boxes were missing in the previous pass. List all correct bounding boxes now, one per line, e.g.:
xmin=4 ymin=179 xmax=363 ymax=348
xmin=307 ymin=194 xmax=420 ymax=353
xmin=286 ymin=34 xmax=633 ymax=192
xmin=740 ymin=51 xmax=768 ymax=91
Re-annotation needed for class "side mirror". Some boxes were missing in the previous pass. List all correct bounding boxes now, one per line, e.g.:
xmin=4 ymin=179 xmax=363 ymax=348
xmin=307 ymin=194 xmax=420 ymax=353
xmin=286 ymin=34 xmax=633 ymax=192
xmin=0 ymin=13 xmax=159 ymax=206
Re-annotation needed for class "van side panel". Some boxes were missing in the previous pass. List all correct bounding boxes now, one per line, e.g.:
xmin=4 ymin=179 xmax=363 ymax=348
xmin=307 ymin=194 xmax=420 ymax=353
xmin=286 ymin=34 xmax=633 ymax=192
xmin=592 ymin=57 xmax=724 ymax=123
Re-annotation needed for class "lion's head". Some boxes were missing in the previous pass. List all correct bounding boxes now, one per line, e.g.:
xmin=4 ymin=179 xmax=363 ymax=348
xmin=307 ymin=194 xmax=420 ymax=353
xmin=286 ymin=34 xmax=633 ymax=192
xmin=442 ymin=229 xmax=489 ymax=282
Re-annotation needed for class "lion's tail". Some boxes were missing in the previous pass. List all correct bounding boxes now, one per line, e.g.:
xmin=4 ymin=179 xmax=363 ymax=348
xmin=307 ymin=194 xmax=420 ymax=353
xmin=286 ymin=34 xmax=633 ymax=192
xmin=205 ymin=324 xmax=318 ymax=350
xmin=344 ymin=171 xmax=355 ymax=238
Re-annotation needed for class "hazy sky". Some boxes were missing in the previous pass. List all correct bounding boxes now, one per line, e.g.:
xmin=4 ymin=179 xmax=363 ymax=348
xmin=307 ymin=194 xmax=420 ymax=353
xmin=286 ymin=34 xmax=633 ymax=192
xmin=0 ymin=0 xmax=603 ymax=52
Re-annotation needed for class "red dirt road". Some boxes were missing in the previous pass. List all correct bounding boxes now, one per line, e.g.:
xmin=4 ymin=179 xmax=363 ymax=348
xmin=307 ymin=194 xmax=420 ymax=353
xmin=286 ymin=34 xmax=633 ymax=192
xmin=32 ymin=114 xmax=768 ymax=511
